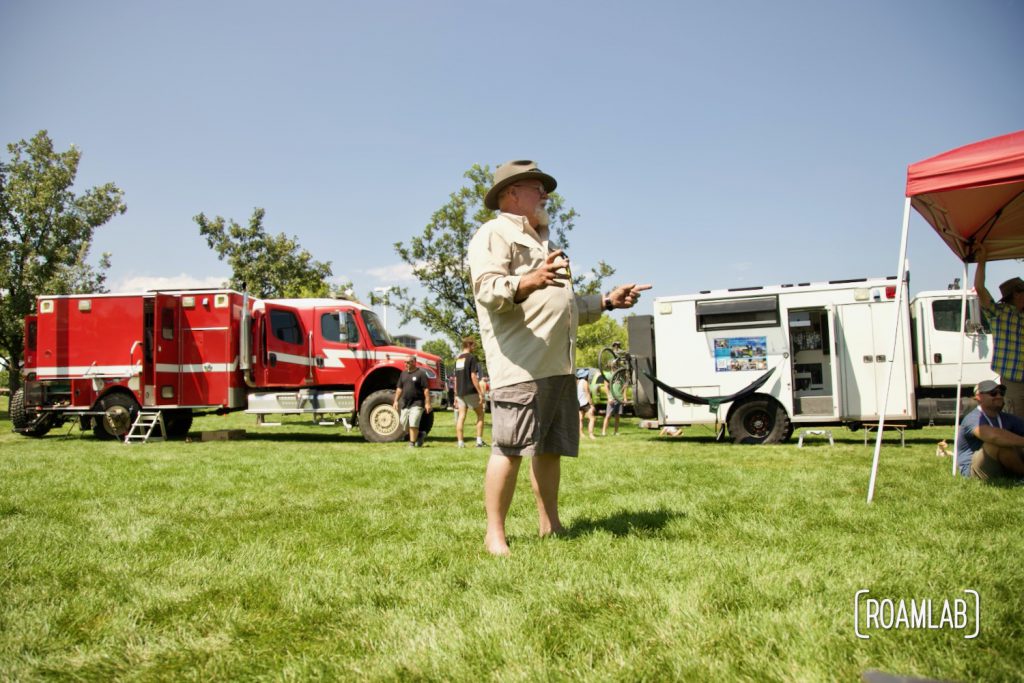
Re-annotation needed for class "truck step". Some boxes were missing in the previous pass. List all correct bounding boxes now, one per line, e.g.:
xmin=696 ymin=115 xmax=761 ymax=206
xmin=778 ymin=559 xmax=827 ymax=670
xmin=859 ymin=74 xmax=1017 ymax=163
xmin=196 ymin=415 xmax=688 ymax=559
xmin=124 ymin=411 xmax=166 ymax=444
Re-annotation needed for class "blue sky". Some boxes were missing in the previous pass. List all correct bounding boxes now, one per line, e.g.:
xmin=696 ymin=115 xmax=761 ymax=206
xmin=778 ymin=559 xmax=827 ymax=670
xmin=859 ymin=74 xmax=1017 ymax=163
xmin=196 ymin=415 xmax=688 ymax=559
xmin=3 ymin=0 xmax=1022 ymax=343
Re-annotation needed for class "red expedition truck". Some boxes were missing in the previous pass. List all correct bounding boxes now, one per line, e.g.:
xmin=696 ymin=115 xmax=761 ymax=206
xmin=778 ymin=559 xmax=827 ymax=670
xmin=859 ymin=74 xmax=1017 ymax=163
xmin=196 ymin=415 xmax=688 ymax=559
xmin=11 ymin=289 xmax=443 ymax=442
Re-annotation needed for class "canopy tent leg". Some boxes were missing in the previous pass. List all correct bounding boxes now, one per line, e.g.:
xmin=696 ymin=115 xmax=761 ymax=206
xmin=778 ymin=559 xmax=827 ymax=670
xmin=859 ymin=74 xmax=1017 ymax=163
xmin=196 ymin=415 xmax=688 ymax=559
xmin=867 ymin=197 xmax=912 ymax=503
xmin=951 ymin=261 xmax=969 ymax=476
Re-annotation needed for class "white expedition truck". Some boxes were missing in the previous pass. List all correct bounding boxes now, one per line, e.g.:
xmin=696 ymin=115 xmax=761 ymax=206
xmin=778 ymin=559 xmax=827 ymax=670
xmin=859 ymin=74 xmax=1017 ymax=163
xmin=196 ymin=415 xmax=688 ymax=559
xmin=626 ymin=276 xmax=991 ymax=444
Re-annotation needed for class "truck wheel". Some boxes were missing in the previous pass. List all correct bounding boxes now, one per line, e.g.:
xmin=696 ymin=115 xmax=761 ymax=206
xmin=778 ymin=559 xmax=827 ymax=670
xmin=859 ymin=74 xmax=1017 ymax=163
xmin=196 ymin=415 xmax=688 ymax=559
xmin=11 ymin=388 xmax=53 ymax=437
xmin=94 ymin=392 xmax=140 ymax=440
xmin=163 ymin=410 xmax=194 ymax=438
xmin=728 ymin=397 xmax=791 ymax=445
xmin=358 ymin=389 xmax=404 ymax=443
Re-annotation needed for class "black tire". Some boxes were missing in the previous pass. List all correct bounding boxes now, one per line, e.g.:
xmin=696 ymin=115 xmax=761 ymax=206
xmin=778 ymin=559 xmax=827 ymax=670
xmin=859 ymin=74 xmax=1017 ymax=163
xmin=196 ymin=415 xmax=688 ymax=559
xmin=94 ymin=392 xmax=140 ymax=440
xmin=419 ymin=408 xmax=434 ymax=436
xmin=11 ymin=388 xmax=53 ymax=437
xmin=727 ymin=397 xmax=791 ymax=445
xmin=357 ymin=389 xmax=404 ymax=443
xmin=163 ymin=410 xmax=194 ymax=438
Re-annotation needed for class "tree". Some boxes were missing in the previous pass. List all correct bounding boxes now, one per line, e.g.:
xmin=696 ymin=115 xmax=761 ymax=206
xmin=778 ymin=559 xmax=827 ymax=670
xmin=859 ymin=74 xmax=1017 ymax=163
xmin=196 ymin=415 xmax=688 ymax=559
xmin=392 ymin=164 xmax=615 ymax=347
xmin=421 ymin=338 xmax=454 ymax=369
xmin=195 ymin=208 xmax=333 ymax=299
xmin=575 ymin=315 xmax=628 ymax=369
xmin=0 ymin=130 xmax=124 ymax=390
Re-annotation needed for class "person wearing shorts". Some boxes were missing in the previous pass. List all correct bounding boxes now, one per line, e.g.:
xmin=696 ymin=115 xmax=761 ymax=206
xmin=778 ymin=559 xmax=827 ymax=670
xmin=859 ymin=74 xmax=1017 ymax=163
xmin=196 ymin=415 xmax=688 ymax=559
xmin=956 ymin=379 xmax=1024 ymax=481
xmin=469 ymin=159 xmax=651 ymax=556
xmin=454 ymin=336 xmax=487 ymax=448
xmin=576 ymin=369 xmax=596 ymax=441
xmin=393 ymin=356 xmax=432 ymax=448
xmin=601 ymin=371 xmax=625 ymax=436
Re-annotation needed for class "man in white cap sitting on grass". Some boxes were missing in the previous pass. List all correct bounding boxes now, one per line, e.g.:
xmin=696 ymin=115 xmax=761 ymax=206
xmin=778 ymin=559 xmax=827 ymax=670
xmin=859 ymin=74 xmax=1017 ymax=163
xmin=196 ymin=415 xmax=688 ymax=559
xmin=956 ymin=379 xmax=1024 ymax=481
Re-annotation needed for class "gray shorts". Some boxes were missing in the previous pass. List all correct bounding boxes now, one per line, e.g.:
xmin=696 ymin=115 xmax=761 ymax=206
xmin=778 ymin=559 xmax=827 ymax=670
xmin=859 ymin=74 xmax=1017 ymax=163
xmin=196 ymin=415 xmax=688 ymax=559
xmin=971 ymin=444 xmax=1024 ymax=481
xmin=490 ymin=375 xmax=579 ymax=458
xmin=400 ymin=405 xmax=424 ymax=429
xmin=455 ymin=394 xmax=482 ymax=410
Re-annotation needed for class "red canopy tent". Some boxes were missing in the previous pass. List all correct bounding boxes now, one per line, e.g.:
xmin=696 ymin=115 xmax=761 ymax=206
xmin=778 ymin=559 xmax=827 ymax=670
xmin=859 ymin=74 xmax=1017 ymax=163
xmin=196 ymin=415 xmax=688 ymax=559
xmin=907 ymin=130 xmax=1024 ymax=261
xmin=868 ymin=130 xmax=1024 ymax=502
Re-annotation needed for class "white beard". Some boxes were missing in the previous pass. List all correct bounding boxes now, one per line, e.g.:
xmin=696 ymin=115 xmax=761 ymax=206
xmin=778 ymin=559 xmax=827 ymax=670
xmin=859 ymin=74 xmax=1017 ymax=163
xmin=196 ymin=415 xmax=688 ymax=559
xmin=532 ymin=203 xmax=550 ymax=229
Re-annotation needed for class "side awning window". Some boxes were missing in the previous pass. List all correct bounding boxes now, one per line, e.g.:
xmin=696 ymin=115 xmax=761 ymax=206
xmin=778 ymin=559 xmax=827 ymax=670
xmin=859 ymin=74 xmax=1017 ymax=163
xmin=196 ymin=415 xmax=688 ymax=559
xmin=696 ymin=296 xmax=779 ymax=331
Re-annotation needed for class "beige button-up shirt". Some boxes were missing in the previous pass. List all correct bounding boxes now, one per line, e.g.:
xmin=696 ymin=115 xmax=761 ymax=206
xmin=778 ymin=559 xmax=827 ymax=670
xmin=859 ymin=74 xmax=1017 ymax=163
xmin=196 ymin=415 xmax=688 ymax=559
xmin=468 ymin=213 xmax=602 ymax=389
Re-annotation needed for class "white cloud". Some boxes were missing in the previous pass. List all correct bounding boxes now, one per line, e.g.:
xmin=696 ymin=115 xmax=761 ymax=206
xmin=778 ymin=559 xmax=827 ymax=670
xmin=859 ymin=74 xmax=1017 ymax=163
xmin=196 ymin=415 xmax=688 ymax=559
xmin=365 ymin=262 xmax=417 ymax=283
xmin=115 ymin=273 xmax=229 ymax=291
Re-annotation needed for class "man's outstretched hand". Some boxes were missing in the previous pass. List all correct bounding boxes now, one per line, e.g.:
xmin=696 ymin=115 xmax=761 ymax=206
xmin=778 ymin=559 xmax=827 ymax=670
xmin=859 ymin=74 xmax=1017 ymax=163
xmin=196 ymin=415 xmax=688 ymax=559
xmin=608 ymin=283 xmax=652 ymax=309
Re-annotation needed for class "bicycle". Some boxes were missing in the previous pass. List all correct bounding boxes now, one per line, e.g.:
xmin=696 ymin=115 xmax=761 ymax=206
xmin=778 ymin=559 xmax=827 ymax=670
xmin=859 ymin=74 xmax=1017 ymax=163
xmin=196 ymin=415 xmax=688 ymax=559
xmin=597 ymin=341 xmax=633 ymax=397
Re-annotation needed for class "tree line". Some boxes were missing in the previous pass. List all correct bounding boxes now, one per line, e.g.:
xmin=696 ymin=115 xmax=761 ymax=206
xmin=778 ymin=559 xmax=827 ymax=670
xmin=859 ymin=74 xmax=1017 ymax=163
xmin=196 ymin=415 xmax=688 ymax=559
xmin=1 ymin=131 xmax=625 ymax=390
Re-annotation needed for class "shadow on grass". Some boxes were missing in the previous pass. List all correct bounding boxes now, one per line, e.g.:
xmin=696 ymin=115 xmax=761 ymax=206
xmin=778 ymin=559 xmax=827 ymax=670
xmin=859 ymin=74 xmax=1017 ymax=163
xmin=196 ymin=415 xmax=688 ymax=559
xmin=645 ymin=431 xmax=948 ymax=448
xmin=0 ymin=409 xmax=9 ymax=422
xmin=565 ymin=507 xmax=686 ymax=538
xmin=226 ymin=431 xmax=369 ymax=444
xmin=235 ymin=432 xmax=463 ymax=445
xmin=983 ymin=477 xmax=1024 ymax=489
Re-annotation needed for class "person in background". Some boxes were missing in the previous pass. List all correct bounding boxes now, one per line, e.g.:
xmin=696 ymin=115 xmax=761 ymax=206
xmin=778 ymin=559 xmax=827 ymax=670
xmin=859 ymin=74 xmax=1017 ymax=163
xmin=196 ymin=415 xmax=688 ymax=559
xmin=973 ymin=245 xmax=1024 ymax=418
xmin=468 ymin=159 xmax=651 ymax=556
xmin=955 ymin=379 xmax=1024 ymax=481
xmin=393 ymin=356 xmax=432 ymax=448
xmin=577 ymin=369 xmax=596 ymax=441
xmin=601 ymin=369 xmax=626 ymax=436
xmin=454 ymin=337 xmax=487 ymax=448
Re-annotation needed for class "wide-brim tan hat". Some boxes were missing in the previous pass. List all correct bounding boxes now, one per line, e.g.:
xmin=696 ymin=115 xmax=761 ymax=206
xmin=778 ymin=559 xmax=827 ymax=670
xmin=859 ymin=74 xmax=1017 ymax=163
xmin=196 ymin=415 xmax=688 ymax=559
xmin=998 ymin=276 xmax=1024 ymax=303
xmin=484 ymin=160 xmax=557 ymax=211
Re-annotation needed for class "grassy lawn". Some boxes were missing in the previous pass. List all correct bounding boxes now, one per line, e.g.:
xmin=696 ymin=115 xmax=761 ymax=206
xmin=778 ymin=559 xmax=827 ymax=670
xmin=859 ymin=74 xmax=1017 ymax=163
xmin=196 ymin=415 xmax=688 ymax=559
xmin=2 ymin=397 xmax=1022 ymax=682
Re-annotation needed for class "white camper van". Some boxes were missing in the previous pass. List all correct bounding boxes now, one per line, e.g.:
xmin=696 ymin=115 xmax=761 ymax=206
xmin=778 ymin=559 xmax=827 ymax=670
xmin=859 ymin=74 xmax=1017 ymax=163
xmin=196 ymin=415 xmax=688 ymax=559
xmin=627 ymin=276 xmax=991 ymax=444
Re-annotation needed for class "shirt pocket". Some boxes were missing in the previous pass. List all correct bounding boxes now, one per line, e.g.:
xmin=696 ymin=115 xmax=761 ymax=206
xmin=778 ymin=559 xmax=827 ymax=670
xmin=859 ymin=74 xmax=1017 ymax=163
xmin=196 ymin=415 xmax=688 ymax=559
xmin=509 ymin=237 xmax=545 ymax=275
xmin=490 ymin=384 xmax=538 ymax=450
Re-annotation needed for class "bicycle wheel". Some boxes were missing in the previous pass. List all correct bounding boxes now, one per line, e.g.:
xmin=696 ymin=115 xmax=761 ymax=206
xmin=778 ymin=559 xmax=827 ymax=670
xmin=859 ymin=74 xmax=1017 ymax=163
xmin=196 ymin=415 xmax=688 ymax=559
xmin=598 ymin=347 xmax=617 ymax=377
xmin=611 ymin=368 xmax=631 ymax=397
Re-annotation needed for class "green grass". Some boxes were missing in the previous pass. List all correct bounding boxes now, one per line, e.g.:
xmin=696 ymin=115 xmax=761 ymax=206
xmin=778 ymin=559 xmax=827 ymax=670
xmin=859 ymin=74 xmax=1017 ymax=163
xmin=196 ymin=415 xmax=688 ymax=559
xmin=1 ymin=398 xmax=1022 ymax=682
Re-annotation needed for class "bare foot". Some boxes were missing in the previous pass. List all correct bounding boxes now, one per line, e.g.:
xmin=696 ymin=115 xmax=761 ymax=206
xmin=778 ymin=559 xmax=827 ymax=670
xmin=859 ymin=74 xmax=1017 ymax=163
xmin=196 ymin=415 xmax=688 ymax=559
xmin=484 ymin=533 xmax=511 ymax=556
xmin=538 ymin=524 xmax=566 ymax=538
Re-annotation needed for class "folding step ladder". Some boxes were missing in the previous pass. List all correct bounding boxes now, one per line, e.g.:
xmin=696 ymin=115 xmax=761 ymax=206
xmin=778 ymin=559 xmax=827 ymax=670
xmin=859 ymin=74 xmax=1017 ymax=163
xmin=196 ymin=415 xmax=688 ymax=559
xmin=124 ymin=411 xmax=166 ymax=444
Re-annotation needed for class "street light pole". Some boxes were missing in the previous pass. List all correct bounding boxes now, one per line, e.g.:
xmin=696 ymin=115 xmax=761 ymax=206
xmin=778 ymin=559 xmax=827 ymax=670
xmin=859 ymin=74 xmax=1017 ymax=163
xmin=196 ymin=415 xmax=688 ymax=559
xmin=373 ymin=286 xmax=391 ymax=332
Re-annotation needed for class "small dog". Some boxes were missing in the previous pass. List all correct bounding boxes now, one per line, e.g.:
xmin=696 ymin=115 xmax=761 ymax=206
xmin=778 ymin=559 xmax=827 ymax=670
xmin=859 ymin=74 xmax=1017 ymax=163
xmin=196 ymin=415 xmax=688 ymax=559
xmin=935 ymin=440 xmax=951 ymax=458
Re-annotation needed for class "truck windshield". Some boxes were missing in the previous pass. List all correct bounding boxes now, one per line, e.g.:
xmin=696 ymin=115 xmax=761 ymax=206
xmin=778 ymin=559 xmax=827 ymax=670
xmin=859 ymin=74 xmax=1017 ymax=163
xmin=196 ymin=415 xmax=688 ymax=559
xmin=362 ymin=310 xmax=394 ymax=346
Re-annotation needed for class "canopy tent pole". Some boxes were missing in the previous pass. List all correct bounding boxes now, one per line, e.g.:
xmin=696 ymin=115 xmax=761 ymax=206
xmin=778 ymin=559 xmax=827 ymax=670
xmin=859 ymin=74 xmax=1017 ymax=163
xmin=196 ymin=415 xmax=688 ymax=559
xmin=868 ymin=197 xmax=912 ymax=503
xmin=951 ymin=261 xmax=969 ymax=476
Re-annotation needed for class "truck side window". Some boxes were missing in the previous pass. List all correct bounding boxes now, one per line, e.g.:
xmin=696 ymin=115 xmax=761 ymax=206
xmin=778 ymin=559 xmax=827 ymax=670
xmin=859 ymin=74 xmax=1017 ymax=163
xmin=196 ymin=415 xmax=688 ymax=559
xmin=161 ymin=308 xmax=175 ymax=340
xmin=696 ymin=296 xmax=780 ymax=331
xmin=362 ymin=310 xmax=393 ymax=346
xmin=321 ymin=312 xmax=359 ymax=344
xmin=932 ymin=300 xmax=977 ymax=332
xmin=270 ymin=309 xmax=303 ymax=345
xmin=26 ymin=320 xmax=37 ymax=350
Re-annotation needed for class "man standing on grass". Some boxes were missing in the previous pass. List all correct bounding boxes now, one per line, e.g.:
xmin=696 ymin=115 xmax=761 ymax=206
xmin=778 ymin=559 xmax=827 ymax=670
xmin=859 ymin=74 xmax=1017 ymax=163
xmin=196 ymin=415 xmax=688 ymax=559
xmin=973 ymin=245 xmax=1024 ymax=418
xmin=956 ymin=379 xmax=1024 ymax=481
xmin=393 ymin=356 xmax=432 ymax=448
xmin=454 ymin=336 xmax=487 ymax=448
xmin=468 ymin=159 xmax=651 ymax=556
xmin=601 ymin=370 xmax=625 ymax=436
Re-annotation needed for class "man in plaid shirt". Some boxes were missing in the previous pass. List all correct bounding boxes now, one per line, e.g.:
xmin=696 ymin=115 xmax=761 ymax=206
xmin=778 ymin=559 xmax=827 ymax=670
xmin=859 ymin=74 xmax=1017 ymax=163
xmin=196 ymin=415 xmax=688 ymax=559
xmin=974 ymin=245 xmax=1024 ymax=418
